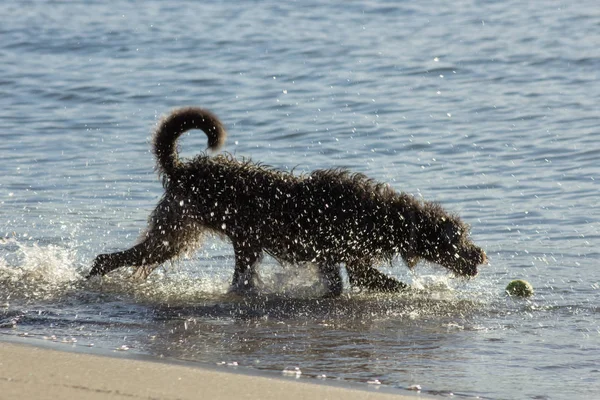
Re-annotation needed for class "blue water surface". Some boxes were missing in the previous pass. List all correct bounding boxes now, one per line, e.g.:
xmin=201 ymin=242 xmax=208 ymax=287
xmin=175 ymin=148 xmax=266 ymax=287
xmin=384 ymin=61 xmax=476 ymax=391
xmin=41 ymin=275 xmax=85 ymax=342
xmin=1 ymin=1 xmax=599 ymax=399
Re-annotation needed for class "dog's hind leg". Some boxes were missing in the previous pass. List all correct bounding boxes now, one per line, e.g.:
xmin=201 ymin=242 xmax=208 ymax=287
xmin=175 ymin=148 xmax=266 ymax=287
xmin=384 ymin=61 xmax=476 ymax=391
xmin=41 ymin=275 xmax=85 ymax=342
xmin=230 ymin=239 xmax=263 ymax=293
xmin=88 ymin=222 xmax=199 ymax=279
xmin=346 ymin=261 xmax=408 ymax=293
xmin=319 ymin=263 xmax=343 ymax=297
xmin=88 ymin=197 xmax=203 ymax=279
xmin=88 ymin=237 xmax=180 ymax=279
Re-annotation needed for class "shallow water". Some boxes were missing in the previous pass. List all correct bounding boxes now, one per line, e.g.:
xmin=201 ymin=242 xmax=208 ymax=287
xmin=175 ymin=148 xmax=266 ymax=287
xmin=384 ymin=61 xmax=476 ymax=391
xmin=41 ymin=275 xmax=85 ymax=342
xmin=1 ymin=1 xmax=599 ymax=398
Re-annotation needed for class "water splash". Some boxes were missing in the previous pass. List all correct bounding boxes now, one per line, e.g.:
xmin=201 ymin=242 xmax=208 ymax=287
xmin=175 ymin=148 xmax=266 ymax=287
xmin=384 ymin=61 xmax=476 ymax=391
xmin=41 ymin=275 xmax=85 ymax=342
xmin=410 ymin=274 xmax=455 ymax=292
xmin=0 ymin=238 xmax=81 ymax=302
xmin=85 ymin=260 xmax=329 ymax=305
xmin=90 ymin=268 xmax=231 ymax=305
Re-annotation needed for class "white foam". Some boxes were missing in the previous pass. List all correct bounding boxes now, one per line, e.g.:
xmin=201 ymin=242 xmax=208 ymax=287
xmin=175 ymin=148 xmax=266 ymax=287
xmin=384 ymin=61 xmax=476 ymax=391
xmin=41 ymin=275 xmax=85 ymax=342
xmin=0 ymin=238 xmax=80 ymax=300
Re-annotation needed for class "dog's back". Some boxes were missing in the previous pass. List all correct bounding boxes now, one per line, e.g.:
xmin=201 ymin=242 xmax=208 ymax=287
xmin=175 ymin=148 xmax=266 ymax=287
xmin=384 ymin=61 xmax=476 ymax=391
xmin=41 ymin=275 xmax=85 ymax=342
xmin=175 ymin=154 xmax=422 ymax=267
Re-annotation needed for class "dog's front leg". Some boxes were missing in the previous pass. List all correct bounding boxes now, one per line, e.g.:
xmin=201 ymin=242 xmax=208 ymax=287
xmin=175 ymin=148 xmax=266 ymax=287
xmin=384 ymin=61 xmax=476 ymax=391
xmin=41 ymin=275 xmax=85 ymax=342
xmin=319 ymin=263 xmax=343 ymax=297
xmin=230 ymin=240 xmax=263 ymax=293
xmin=346 ymin=261 xmax=408 ymax=293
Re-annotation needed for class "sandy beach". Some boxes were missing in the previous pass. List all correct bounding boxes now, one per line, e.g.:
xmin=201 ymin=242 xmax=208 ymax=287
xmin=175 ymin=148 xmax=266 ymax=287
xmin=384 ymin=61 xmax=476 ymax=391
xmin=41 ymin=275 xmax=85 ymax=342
xmin=0 ymin=341 xmax=421 ymax=400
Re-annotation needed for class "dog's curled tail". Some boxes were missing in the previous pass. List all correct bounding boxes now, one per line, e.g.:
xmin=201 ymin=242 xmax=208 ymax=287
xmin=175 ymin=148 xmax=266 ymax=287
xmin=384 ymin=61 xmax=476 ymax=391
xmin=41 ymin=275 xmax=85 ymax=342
xmin=153 ymin=107 xmax=226 ymax=179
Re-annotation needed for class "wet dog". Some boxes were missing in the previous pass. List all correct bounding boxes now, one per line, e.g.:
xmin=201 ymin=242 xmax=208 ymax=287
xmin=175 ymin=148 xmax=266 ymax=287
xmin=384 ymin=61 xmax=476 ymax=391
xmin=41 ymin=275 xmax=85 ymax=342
xmin=88 ymin=107 xmax=486 ymax=296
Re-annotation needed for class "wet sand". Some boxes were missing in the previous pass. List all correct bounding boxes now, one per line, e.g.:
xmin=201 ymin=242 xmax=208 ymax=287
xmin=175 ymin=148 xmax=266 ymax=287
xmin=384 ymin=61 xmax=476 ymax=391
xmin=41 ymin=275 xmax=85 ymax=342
xmin=0 ymin=341 xmax=421 ymax=399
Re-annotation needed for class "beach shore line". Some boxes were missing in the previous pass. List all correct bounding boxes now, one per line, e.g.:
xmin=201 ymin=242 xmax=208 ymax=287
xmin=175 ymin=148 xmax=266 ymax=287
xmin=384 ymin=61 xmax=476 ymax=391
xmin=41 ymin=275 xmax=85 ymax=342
xmin=0 ymin=340 xmax=424 ymax=399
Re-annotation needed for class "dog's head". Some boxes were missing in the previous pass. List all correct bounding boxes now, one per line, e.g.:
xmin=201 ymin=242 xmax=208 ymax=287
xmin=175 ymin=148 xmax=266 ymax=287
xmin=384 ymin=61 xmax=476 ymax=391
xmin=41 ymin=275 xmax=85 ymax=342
xmin=426 ymin=217 xmax=486 ymax=276
xmin=403 ymin=211 xmax=486 ymax=277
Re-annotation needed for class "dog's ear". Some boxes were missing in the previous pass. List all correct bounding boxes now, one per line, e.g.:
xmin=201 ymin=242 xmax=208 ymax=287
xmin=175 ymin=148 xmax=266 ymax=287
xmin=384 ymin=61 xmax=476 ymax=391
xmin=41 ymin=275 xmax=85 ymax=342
xmin=440 ymin=218 xmax=464 ymax=242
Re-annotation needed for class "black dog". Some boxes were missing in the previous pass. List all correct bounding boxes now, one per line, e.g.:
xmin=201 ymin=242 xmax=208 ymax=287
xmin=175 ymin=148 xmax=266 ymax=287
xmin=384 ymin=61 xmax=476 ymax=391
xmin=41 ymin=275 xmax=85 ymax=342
xmin=88 ymin=107 xmax=486 ymax=296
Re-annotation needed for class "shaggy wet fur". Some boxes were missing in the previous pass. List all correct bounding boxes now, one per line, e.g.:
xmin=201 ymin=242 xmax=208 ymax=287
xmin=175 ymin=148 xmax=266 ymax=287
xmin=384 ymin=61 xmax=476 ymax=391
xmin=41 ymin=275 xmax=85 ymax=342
xmin=88 ymin=107 xmax=487 ymax=296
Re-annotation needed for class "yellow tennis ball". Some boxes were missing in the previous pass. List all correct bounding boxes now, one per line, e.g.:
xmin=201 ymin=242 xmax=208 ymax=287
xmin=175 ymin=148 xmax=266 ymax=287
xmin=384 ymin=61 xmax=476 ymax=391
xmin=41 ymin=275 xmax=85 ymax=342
xmin=506 ymin=279 xmax=534 ymax=297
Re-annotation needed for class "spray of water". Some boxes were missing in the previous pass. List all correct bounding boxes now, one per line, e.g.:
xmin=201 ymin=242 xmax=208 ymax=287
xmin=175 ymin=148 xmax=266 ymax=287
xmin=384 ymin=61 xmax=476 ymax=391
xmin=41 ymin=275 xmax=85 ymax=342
xmin=0 ymin=238 xmax=81 ymax=302
xmin=0 ymin=233 xmax=498 ymax=320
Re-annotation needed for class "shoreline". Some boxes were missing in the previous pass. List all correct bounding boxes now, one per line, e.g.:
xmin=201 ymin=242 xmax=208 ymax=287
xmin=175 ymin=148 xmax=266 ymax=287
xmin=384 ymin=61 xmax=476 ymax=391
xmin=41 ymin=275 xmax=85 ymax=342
xmin=0 ymin=336 xmax=426 ymax=399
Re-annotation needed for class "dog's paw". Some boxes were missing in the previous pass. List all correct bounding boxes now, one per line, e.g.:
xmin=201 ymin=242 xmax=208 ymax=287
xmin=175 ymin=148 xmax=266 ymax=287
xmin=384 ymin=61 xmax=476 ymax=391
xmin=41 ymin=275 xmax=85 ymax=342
xmin=228 ymin=278 xmax=260 ymax=296
xmin=130 ymin=265 xmax=153 ymax=280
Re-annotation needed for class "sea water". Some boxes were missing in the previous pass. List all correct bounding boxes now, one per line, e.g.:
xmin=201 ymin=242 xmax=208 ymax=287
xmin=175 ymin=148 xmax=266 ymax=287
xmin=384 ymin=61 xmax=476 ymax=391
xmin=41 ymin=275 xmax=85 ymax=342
xmin=1 ymin=1 xmax=599 ymax=398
